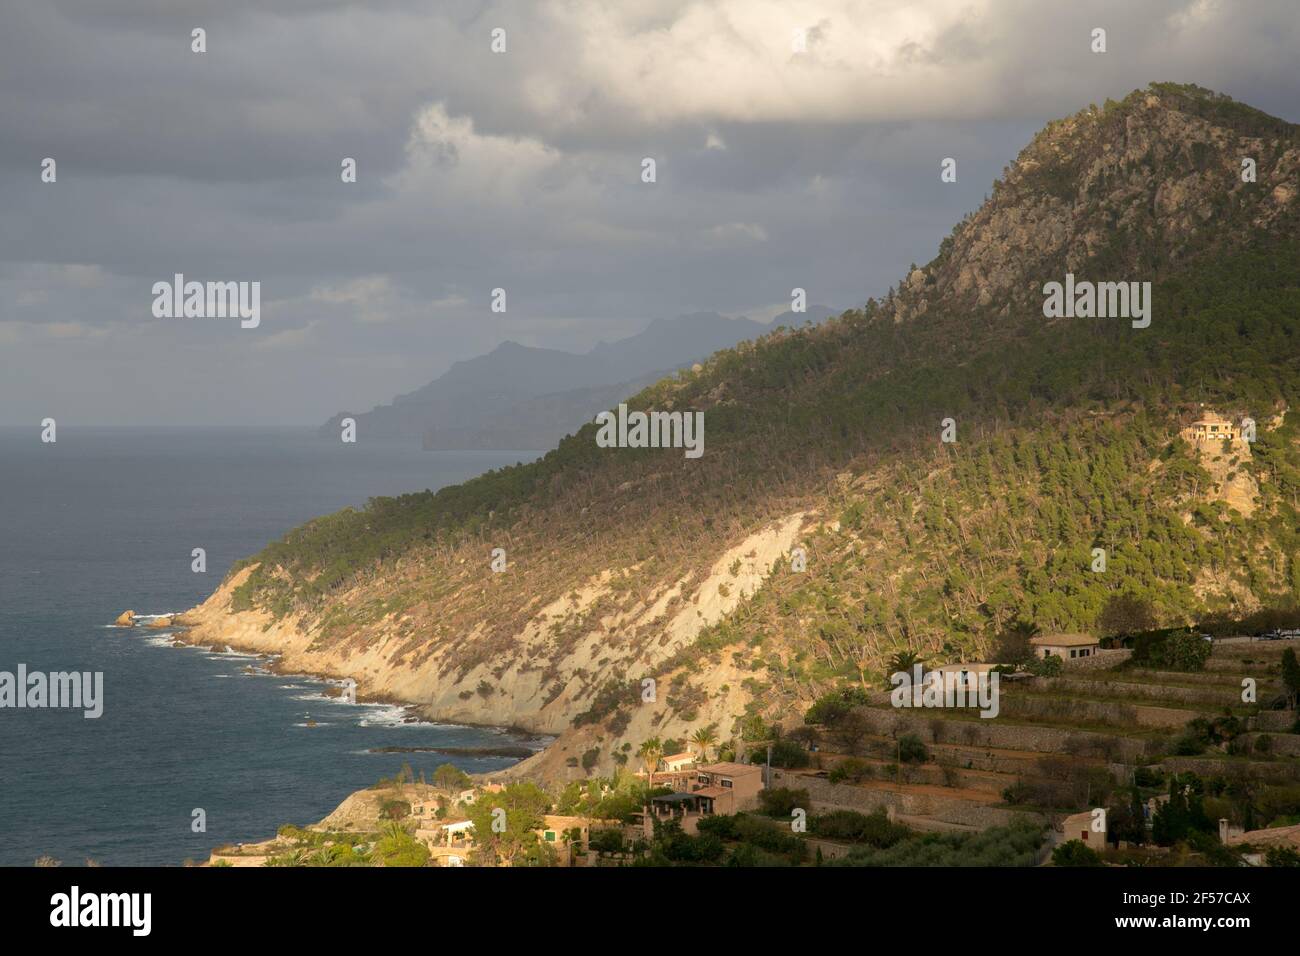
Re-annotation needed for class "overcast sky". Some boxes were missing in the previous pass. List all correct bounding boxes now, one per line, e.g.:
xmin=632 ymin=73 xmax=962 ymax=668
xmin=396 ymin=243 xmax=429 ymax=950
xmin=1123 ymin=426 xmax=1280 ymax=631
xmin=3 ymin=0 xmax=1297 ymax=425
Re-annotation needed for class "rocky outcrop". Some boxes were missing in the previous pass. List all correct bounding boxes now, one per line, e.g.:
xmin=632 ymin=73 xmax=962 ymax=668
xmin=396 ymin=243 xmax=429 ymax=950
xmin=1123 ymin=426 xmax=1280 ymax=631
xmin=877 ymin=85 xmax=1298 ymax=325
xmin=113 ymin=610 xmax=135 ymax=627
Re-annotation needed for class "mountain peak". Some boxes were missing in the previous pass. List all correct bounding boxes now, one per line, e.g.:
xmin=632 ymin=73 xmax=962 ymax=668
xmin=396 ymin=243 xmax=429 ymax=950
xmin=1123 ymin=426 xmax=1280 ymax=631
xmin=876 ymin=84 xmax=1299 ymax=324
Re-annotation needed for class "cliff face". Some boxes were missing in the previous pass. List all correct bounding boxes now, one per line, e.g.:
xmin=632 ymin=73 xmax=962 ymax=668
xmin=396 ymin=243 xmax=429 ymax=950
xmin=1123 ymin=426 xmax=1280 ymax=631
xmin=184 ymin=512 xmax=807 ymax=779
xmin=188 ymin=85 xmax=1300 ymax=785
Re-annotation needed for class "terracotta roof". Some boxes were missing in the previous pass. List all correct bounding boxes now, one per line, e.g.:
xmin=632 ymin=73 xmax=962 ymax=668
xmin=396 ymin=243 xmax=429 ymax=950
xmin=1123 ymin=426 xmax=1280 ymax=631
xmin=1062 ymin=810 xmax=1102 ymax=831
xmin=1226 ymin=824 xmax=1300 ymax=849
xmin=698 ymin=761 xmax=760 ymax=776
xmin=662 ymin=751 xmax=695 ymax=763
xmin=634 ymin=768 xmax=692 ymax=779
xmin=542 ymin=815 xmax=588 ymax=828
xmin=1030 ymin=633 xmax=1098 ymax=647
xmin=694 ymin=786 xmax=729 ymax=799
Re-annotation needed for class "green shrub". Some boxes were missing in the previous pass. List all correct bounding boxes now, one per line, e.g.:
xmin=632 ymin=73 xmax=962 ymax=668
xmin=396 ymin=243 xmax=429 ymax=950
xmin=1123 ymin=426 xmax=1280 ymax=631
xmin=1163 ymin=631 xmax=1212 ymax=671
xmin=1025 ymin=654 xmax=1063 ymax=677
xmin=832 ymin=820 xmax=1046 ymax=867
xmin=757 ymin=787 xmax=809 ymax=817
xmin=828 ymin=757 xmax=874 ymax=784
xmin=588 ymin=828 xmax=625 ymax=854
xmin=1134 ymin=766 xmax=1165 ymax=788
xmin=1052 ymin=839 xmax=1103 ymax=867
xmin=766 ymin=738 xmax=811 ymax=768
xmin=729 ymin=814 xmax=806 ymax=861
xmin=432 ymin=763 xmax=472 ymax=791
xmin=811 ymin=809 xmax=910 ymax=848
xmin=804 ymin=686 xmax=871 ymax=725
xmin=374 ymin=825 xmax=430 ymax=867
xmin=1265 ymin=845 xmax=1300 ymax=867
xmin=898 ymin=734 xmax=929 ymax=764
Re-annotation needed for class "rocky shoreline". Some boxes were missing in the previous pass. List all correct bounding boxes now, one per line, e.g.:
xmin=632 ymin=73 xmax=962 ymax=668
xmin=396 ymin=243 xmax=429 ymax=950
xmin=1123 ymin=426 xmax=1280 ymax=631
xmin=367 ymin=745 xmax=538 ymax=758
xmin=111 ymin=603 xmax=552 ymax=751
xmin=128 ymin=566 xmax=590 ymax=784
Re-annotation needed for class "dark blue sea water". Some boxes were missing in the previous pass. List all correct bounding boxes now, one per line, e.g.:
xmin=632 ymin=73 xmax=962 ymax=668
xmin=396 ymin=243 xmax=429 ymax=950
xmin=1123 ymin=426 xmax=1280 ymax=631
xmin=0 ymin=427 xmax=539 ymax=866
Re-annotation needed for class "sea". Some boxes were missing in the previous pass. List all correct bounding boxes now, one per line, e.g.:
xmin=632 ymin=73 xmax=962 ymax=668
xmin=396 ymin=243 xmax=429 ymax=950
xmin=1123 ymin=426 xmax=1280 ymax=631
xmin=0 ymin=427 xmax=542 ymax=866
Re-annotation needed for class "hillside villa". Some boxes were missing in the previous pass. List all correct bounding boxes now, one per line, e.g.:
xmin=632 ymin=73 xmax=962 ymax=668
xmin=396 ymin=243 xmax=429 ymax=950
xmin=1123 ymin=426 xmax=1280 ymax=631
xmin=538 ymin=814 xmax=604 ymax=866
xmin=1189 ymin=417 xmax=1240 ymax=442
xmin=644 ymin=760 xmax=766 ymax=835
xmin=1030 ymin=633 xmax=1100 ymax=661
xmin=1056 ymin=809 xmax=1107 ymax=848
xmin=416 ymin=818 xmax=474 ymax=867
xmin=661 ymin=751 xmax=697 ymax=772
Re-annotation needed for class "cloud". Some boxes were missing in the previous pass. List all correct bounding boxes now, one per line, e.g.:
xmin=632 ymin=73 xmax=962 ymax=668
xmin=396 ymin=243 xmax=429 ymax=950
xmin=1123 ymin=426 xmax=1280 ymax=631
xmin=253 ymin=319 xmax=320 ymax=351
xmin=438 ymin=0 xmax=1300 ymax=133
xmin=700 ymin=222 xmax=769 ymax=246
xmin=0 ymin=0 xmax=1296 ymax=424
xmin=310 ymin=275 xmax=398 ymax=323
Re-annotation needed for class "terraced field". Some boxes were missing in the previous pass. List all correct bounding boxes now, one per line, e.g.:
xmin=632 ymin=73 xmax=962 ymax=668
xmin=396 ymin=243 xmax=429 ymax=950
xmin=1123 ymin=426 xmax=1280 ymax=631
xmin=775 ymin=639 xmax=1300 ymax=836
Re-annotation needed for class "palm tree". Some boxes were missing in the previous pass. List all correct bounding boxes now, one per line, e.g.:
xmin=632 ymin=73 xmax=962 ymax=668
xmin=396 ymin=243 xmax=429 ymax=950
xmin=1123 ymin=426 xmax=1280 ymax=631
xmin=886 ymin=649 xmax=923 ymax=676
xmin=691 ymin=727 xmax=717 ymax=764
xmin=637 ymin=737 xmax=663 ymax=790
xmin=381 ymin=820 xmax=409 ymax=841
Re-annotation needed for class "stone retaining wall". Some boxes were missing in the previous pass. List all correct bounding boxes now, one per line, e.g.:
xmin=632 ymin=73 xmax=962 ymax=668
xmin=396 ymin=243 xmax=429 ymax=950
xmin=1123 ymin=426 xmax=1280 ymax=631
xmin=1255 ymin=711 xmax=1299 ymax=731
xmin=1244 ymin=732 xmax=1300 ymax=757
xmin=1063 ymin=648 xmax=1131 ymax=670
xmin=1032 ymin=676 xmax=1237 ymax=707
xmin=835 ymin=707 xmax=1152 ymax=761
xmin=1124 ymin=668 xmax=1273 ymax=687
xmin=816 ymin=754 xmax=1004 ymax=794
xmin=1206 ymin=658 xmax=1281 ymax=675
xmin=998 ymin=694 xmax=1192 ymax=730
xmin=769 ymin=769 xmax=1044 ymax=830
xmin=1161 ymin=756 xmax=1300 ymax=783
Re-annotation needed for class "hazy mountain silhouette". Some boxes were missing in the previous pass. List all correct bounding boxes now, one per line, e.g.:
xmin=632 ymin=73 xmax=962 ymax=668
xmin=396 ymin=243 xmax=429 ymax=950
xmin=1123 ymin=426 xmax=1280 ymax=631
xmin=322 ymin=307 xmax=835 ymax=448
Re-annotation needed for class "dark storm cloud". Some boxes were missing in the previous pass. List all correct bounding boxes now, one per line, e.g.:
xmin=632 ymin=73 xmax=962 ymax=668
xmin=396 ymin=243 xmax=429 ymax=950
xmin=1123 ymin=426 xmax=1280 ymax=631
xmin=1 ymin=0 xmax=1297 ymax=425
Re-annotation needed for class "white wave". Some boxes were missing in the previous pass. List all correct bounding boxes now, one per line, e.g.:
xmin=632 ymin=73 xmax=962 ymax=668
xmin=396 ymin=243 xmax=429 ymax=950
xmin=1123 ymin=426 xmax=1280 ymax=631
xmin=356 ymin=703 xmax=424 ymax=728
xmin=289 ymin=692 xmax=353 ymax=703
xmin=204 ymin=647 xmax=262 ymax=660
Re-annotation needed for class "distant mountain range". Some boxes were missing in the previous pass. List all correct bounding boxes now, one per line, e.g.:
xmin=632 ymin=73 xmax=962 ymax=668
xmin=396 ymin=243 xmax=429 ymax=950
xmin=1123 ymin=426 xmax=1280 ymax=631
xmin=320 ymin=308 xmax=836 ymax=449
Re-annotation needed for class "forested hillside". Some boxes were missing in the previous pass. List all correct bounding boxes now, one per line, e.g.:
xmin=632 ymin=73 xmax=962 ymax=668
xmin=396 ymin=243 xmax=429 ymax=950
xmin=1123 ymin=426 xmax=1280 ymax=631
xmin=190 ymin=84 xmax=1300 ymax=779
